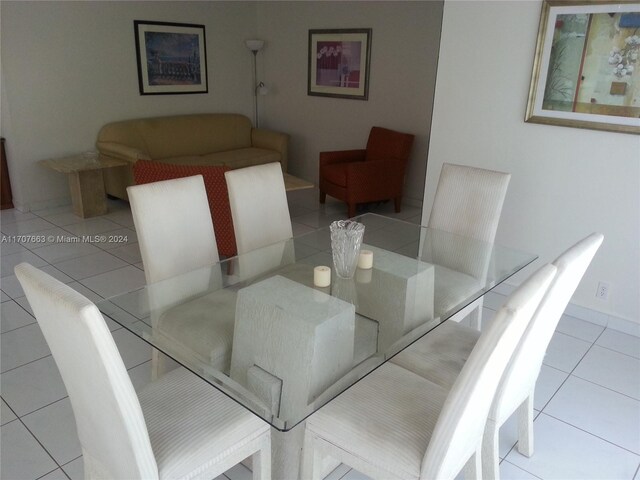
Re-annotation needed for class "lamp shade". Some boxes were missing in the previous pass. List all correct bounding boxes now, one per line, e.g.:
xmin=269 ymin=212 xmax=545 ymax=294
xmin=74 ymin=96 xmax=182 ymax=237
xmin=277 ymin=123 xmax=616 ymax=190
xmin=245 ymin=39 xmax=265 ymax=52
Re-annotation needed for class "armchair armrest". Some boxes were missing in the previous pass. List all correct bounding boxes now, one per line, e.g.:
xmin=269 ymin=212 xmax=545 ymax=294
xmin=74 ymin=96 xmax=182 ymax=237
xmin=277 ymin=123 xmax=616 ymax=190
xmin=96 ymin=142 xmax=150 ymax=164
xmin=319 ymin=149 xmax=366 ymax=167
xmin=251 ymin=128 xmax=290 ymax=172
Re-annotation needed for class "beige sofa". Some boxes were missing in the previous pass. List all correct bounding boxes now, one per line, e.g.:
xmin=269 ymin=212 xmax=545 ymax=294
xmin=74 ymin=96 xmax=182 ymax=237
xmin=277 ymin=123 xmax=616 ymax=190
xmin=96 ymin=113 xmax=289 ymax=200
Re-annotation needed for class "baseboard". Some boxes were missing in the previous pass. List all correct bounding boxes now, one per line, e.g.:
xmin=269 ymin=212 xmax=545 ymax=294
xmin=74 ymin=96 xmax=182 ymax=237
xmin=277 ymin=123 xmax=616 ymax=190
xmin=27 ymin=196 xmax=71 ymax=213
xmin=8 ymin=200 xmax=27 ymax=212
xmin=489 ymin=281 xmax=639 ymax=338
xmin=8 ymin=196 xmax=71 ymax=213
xmin=606 ymin=316 xmax=640 ymax=338
xmin=402 ymin=196 xmax=422 ymax=208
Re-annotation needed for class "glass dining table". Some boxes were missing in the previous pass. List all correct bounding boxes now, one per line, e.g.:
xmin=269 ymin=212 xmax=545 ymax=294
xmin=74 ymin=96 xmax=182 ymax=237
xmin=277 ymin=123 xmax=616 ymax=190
xmin=97 ymin=213 xmax=536 ymax=479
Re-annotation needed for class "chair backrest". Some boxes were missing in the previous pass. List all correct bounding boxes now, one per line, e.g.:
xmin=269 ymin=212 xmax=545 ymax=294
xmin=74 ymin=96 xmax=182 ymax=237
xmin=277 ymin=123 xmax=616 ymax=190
xmin=421 ymin=263 xmax=557 ymax=479
xmin=14 ymin=263 xmax=158 ymax=479
xmin=127 ymin=175 xmax=219 ymax=284
xmin=133 ymin=160 xmax=237 ymax=258
xmin=421 ymin=228 xmax=493 ymax=283
xmin=428 ymin=163 xmax=511 ymax=244
xmin=491 ymin=233 xmax=604 ymax=423
xmin=365 ymin=126 xmax=415 ymax=163
xmin=225 ymin=162 xmax=293 ymax=254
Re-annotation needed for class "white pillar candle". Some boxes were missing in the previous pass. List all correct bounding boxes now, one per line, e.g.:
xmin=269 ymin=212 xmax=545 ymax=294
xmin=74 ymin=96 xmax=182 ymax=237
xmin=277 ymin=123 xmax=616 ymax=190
xmin=358 ymin=250 xmax=374 ymax=269
xmin=313 ymin=266 xmax=331 ymax=287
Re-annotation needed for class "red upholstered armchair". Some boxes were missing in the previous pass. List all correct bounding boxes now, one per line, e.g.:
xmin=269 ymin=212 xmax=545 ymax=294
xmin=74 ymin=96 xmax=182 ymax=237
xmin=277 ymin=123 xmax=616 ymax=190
xmin=133 ymin=160 xmax=237 ymax=258
xmin=319 ymin=127 xmax=415 ymax=218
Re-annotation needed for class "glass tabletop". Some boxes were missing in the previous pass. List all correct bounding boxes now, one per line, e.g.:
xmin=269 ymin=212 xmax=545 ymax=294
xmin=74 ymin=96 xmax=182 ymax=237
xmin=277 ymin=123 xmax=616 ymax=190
xmin=97 ymin=213 xmax=536 ymax=431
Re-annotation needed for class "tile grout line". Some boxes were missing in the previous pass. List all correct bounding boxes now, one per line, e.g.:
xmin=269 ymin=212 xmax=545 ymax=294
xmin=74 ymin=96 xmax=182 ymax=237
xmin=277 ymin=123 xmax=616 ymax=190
xmin=500 ymin=321 xmax=605 ymax=470
xmin=535 ymin=327 xmax=605 ymax=415
xmin=589 ymin=342 xmax=640 ymax=362
xmin=9 ymin=394 xmax=70 ymax=421
xmin=2 ymin=357 xmax=149 ymax=421
xmin=9 ymin=414 xmax=68 ymax=477
xmin=538 ymin=411 xmax=640 ymax=458
xmin=1 ymin=395 xmax=20 ymax=425
xmin=0 ymin=350 xmax=52 ymax=376
xmin=57 ymin=456 xmax=80 ymax=480
xmin=501 ymin=459 xmax=545 ymax=479
xmin=3 ymin=211 xmax=142 ymax=301
xmin=527 ymin=327 xmax=640 ymax=457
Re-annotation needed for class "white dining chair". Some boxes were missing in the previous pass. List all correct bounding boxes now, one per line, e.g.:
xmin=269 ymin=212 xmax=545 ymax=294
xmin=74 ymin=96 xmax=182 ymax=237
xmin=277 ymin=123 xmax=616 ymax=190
xmin=127 ymin=175 xmax=219 ymax=283
xmin=127 ymin=175 xmax=234 ymax=375
xmin=14 ymin=263 xmax=271 ymax=480
xmin=302 ymin=263 xmax=557 ymax=480
xmin=427 ymin=163 xmax=511 ymax=243
xmin=392 ymin=232 xmax=603 ymax=479
xmin=425 ymin=162 xmax=511 ymax=328
xmin=225 ymin=162 xmax=293 ymax=254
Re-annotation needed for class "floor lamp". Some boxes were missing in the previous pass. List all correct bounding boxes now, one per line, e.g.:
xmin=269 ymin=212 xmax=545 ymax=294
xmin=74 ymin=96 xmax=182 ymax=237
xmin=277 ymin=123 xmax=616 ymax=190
xmin=246 ymin=39 xmax=267 ymax=128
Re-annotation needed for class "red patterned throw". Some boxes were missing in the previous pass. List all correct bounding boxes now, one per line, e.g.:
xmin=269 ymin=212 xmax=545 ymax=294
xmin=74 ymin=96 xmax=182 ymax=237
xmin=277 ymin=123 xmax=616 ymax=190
xmin=133 ymin=160 xmax=237 ymax=258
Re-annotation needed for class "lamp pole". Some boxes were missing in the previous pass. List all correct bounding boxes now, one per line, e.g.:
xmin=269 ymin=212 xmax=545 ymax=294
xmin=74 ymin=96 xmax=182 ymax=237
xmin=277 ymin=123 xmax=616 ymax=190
xmin=245 ymin=39 xmax=265 ymax=128
xmin=251 ymin=50 xmax=259 ymax=128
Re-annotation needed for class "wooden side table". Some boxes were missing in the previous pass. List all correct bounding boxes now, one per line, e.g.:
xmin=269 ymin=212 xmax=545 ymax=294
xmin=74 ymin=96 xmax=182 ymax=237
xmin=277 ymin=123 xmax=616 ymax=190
xmin=283 ymin=173 xmax=313 ymax=191
xmin=39 ymin=154 xmax=127 ymax=218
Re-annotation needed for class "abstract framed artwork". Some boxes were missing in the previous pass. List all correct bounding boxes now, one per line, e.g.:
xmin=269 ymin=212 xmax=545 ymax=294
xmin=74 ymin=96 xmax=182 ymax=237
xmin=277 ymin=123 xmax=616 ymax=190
xmin=308 ymin=28 xmax=372 ymax=100
xmin=525 ymin=1 xmax=640 ymax=134
xmin=134 ymin=20 xmax=208 ymax=95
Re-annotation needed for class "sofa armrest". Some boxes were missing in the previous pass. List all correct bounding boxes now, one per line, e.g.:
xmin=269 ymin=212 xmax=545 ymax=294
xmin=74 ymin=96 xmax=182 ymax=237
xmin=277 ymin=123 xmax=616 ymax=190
xmin=251 ymin=129 xmax=290 ymax=172
xmin=96 ymin=142 xmax=150 ymax=163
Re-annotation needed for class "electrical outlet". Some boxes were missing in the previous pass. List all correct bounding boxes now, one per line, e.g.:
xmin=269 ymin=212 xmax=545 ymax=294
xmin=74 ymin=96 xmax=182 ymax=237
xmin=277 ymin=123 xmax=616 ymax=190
xmin=596 ymin=281 xmax=610 ymax=301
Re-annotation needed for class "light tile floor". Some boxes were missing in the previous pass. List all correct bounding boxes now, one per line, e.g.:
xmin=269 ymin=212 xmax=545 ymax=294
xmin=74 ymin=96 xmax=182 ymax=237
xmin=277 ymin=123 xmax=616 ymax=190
xmin=1 ymin=189 xmax=639 ymax=480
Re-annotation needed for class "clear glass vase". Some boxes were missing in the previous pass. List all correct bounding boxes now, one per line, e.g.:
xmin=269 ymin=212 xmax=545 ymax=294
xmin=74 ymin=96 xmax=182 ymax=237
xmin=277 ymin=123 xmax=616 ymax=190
xmin=330 ymin=220 xmax=365 ymax=279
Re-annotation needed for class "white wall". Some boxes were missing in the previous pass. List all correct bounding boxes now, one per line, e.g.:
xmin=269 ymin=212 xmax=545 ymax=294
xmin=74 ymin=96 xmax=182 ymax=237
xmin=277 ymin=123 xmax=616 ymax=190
xmin=1 ymin=1 xmax=257 ymax=210
xmin=256 ymin=1 xmax=443 ymax=205
xmin=424 ymin=0 xmax=640 ymax=326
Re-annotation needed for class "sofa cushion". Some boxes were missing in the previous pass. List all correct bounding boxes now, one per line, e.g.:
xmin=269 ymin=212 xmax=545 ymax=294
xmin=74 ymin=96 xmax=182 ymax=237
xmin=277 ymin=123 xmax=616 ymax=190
xmin=160 ymin=148 xmax=281 ymax=170
xmin=98 ymin=114 xmax=253 ymax=160
xmin=132 ymin=160 xmax=237 ymax=258
xmin=139 ymin=114 xmax=252 ymax=159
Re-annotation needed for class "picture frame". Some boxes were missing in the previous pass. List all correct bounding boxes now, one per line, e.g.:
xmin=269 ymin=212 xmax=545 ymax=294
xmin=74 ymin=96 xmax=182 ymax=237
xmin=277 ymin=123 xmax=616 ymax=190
xmin=308 ymin=28 xmax=372 ymax=100
xmin=525 ymin=1 xmax=640 ymax=134
xmin=134 ymin=20 xmax=208 ymax=95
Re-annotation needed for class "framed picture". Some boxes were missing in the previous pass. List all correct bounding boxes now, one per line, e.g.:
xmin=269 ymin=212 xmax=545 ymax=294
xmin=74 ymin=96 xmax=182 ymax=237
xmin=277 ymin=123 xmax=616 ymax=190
xmin=308 ymin=28 xmax=372 ymax=100
xmin=525 ymin=1 xmax=640 ymax=134
xmin=134 ymin=20 xmax=208 ymax=95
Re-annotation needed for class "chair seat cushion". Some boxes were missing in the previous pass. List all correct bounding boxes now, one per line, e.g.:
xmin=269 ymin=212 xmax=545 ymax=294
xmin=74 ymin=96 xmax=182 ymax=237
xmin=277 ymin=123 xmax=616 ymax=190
xmin=139 ymin=367 xmax=269 ymax=480
xmin=320 ymin=163 xmax=348 ymax=187
xmin=433 ymin=265 xmax=483 ymax=318
xmin=307 ymin=362 xmax=448 ymax=479
xmin=390 ymin=321 xmax=480 ymax=389
xmin=158 ymin=289 xmax=237 ymax=371
xmin=133 ymin=160 xmax=237 ymax=258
